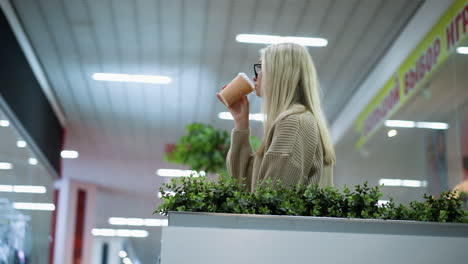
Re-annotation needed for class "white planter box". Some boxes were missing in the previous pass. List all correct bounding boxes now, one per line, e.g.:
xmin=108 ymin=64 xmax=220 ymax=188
xmin=160 ymin=212 xmax=468 ymax=264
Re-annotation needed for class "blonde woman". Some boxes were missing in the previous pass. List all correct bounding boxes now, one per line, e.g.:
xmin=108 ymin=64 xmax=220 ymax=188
xmin=217 ymin=43 xmax=336 ymax=192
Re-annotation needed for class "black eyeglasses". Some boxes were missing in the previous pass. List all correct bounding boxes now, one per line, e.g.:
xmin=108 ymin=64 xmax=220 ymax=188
xmin=253 ymin=63 xmax=262 ymax=79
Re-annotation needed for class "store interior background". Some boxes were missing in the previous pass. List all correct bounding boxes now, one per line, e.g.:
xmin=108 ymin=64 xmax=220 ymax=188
xmin=1 ymin=0 xmax=467 ymax=264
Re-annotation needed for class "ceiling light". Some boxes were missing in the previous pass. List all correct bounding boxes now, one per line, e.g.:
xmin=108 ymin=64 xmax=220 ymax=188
xmin=416 ymin=122 xmax=449 ymax=130
xmin=379 ymin=179 xmax=428 ymax=188
xmin=61 ymin=150 xmax=79 ymax=159
xmin=156 ymin=169 xmax=205 ymax=177
xmin=158 ymin=191 xmax=176 ymax=199
xmin=92 ymin=73 xmax=171 ymax=84
xmin=109 ymin=217 xmax=128 ymax=225
xmin=92 ymin=228 xmax=148 ymax=238
xmin=119 ymin=250 xmax=128 ymax=258
xmin=109 ymin=217 xmax=168 ymax=227
xmin=0 ymin=185 xmax=13 ymax=192
xmin=236 ymin=34 xmax=328 ymax=47
xmin=13 ymin=202 xmax=55 ymax=211
xmin=387 ymin=129 xmax=398 ymax=138
xmin=16 ymin=140 xmax=27 ymax=148
xmin=127 ymin=218 xmax=144 ymax=226
xmin=377 ymin=200 xmax=389 ymax=206
xmin=28 ymin=158 xmax=38 ymax=165
xmin=457 ymin=46 xmax=468 ymax=54
xmin=13 ymin=185 xmax=46 ymax=193
xmin=0 ymin=120 xmax=9 ymax=127
xmin=385 ymin=120 xmax=416 ymax=128
xmin=218 ymin=112 xmax=265 ymax=121
xmin=0 ymin=162 xmax=13 ymax=170
xmin=123 ymin=257 xmax=132 ymax=264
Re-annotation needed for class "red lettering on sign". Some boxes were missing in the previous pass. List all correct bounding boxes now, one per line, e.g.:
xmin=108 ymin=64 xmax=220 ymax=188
xmin=447 ymin=20 xmax=455 ymax=51
xmin=464 ymin=6 xmax=468 ymax=34
xmin=456 ymin=13 xmax=463 ymax=42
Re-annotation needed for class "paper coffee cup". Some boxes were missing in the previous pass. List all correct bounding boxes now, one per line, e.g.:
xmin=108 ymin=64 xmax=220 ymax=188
xmin=219 ymin=72 xmax=255 ymax=106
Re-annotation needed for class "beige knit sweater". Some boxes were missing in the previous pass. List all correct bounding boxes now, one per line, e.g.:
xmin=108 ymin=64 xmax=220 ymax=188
xmin=226 ymin=104 xmax=333 ymax=192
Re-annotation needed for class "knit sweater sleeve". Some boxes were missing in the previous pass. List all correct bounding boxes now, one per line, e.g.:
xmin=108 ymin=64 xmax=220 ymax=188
xmin=226 ymin=128 xmax=255 ymax=190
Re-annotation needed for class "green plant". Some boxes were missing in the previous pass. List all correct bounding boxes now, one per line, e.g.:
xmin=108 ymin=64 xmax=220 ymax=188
xmin=165 ymin=123 xmax=230 ymax=175
xmin=165 ymin=123 xmax=261 ymax=177
xmin=156 ymin=176 xmax=468 ymax=223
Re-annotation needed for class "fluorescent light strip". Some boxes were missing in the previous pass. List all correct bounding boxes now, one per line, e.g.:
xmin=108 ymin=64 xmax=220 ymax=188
xmin=61 ymin=150 xmax=79 ymax=159
xmin=156 ymin=169 xmax=205 ymax=177
xmin=16 ymin=140 xmax=27 ymax=148
xmin=13 ymin=202 xmax=55 ymax=211
xmin=379 ymin=179 xmax=428 ymax=188
xmin=92 ymin=73 xmax=171 ymax=84
xmin=0 ymin=120 xmax=9 ymax=127
xmin=457 ymin=46 xmax=468 ymax=54
xmin=385 ymin=120 xmax=415 ymax=128
xmin=416 ymin=122 xmax=449 ymax=130
xmin=0 ymin=162 xmax=13 ymax=170
xmin=109 ymin=217 xmax=168 ymax=227
xmin=13 ymin=185 xmax=47 ymax=193
xmin=91 ymin=228 xmax=149 ymax=238
xmin=236 ymin=34 xmax=328 ymax=47
xmin=218 ymin=112 xmax=265 ymax=122
xmin=385 ymin=120 xmax=448 ymax=130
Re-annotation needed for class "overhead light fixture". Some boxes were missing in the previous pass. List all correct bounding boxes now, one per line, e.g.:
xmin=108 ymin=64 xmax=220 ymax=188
xmin=158 ymin=191 xmax=176 ymax=199
xmin=385 ymin=120 xmax=449 ymax=130
xmin=16 ymin=140 xmax=27 ymax=148
xmin=91 ymin=228 xmax=149 ymax=238
xmin=92 ymin=73 xmax=171 ymax=84
xmin=123 ymin=257 xmax=133 ymax=264
xmin=0 ymin=162 xmax=13 ymax=170
xmin=379 ymin=179 xmax=428 ymax=188
xmin=109 ymin=217 xmax=168 ymax=227
xmin=156 ymin=169 xmax=205 ymax=177
xmin=387 ymin=129 xmax=398 ymax=138
xmin=0 ymin=120 xmax=9 ymax=127
xmin=218 ymin=112 xmax=265 ymax=121
xmin=13 ymin=202 xmax=55 ymax=211
xmin=377 ymin=200 xmax=389 ymax=207
xmin=61 ymin=150 xmax=79 ymax=159
xmin=457 ymin=46 xmax=468 ymax=54
xmin=13 ymin=185 xmax=47 ymax=193
xmin=416 ymin=122 xmax=449 ymax=130
xmin=236 ymin=34 xmax=328 ymax=47
xmin=28 ymin=158 xmax=38 ymax=165
xmin=385 ymin=120 xmax=415 ymax=128
xmin=119 ymin=250 xmax=128 ymax=258
xmin=0 ymin=185 xmax=13 ymax=192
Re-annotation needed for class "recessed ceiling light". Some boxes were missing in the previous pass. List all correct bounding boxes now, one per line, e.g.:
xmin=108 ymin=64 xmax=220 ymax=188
xmin=92 ymin=73 xmax=171 ymax=84
xmin=0 ymin=162 xmax=13 ymax=170
xmin=61 ymin=150 xmax=79 ymax=159
xmin=28 ymin=158 xmax=38 ymax=165
xmin=156 ymin=169 xmax=205 ymax=177
xmin=119 ymin=250 xmax=128 ymax=258
xmin=387 ymin=129 xmax=398 ymax=138
xmin=0 ymin=120 xmax=9 ymax=127
xmin=13 ymin=202 xmax=55 ymax=211
xmin=457 ymin=46 xmax=468 ymax=54
xmin=123 ymin=257 xmax=132 ymax=264
xmin=236 ymin=34 xmax=328 ymax=47
xmin=16 ymin=140 xmax=27 ymax=148
xmin=416 ymin=122 xmax=449 ymax=130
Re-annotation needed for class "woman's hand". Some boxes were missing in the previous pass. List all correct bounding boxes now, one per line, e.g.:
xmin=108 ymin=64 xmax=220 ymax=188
xmin=216 ymin=85 xmax=250 ymax=130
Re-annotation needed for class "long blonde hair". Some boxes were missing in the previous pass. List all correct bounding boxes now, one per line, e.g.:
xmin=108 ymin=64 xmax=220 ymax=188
xmin=257 ymin=43 xmax=336 ymax=165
